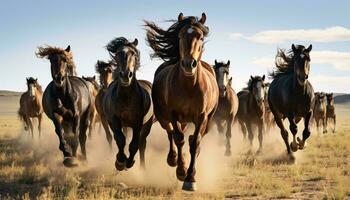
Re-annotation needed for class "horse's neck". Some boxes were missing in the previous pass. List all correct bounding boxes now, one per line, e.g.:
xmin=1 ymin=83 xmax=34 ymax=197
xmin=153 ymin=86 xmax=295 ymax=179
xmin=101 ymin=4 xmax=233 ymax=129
xmin=292 ymin=74 xmax=306 ymax=95
xmin=55 ymin=78 xmax=73 ymax=98
xmin=116 ymin=78 xmax=140 ymax=99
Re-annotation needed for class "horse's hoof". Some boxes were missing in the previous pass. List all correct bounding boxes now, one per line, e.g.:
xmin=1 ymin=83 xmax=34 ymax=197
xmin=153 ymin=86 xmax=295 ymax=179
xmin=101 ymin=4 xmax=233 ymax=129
xmin=290 ymin=142 xmax=298 ymax=152
xmin=176 ymin=166 xmax=187 ymax=181
xmin=63 ymin=157 xmax=79 ymax=168
xmin=224 ymin=149 xmax=232 ymax=157
xmin=126 ymin=159 xmax=135 ymax=169
xmin=167 ymin=152 xmax=177 ymax=167
xmin=256 ymin=149 xmax=262 ymax=155
xmin=323 ymin=130 xmax=327 ymax=134
xmin=288 ymin=154 xmax=296 ymax=164
xmin=182 ymin=181 xmax=197 ymax=191
xmin=115 ymin=159 xmax=126 ymax=171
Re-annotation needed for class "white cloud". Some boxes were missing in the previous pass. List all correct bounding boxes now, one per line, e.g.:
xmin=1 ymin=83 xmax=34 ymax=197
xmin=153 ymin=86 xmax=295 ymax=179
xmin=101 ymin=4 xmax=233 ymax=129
xmin=230 ymin=26 xmax=350 ymax=44
xmin=250 ymin=50 xmax=350 ymax=71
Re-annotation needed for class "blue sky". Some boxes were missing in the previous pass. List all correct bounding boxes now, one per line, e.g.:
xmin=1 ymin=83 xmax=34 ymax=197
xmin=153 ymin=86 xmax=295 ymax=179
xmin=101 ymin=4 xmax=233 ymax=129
xmin=1 ymin=0 xmax=349 ymax=93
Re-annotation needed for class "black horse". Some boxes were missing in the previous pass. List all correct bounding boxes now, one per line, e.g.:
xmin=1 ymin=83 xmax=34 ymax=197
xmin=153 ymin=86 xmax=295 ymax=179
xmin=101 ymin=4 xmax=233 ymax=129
xmin=268 ymin=44 xmax=314 ymax=161
xmin=36 ymin=45 xmax=93 ymax=167
xmin=103 ymin=37 xmax=154 ymax=170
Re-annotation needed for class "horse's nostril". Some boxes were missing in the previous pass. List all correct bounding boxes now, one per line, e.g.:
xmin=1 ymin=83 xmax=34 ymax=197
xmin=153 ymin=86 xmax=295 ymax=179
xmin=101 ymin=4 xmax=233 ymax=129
xmin=191 ymin=60 xmax=197 ymax=69
xmin=128 ymin=71 xmax=133 ymax=78
xmin=305 ymin=75 xmax=309 ymax=79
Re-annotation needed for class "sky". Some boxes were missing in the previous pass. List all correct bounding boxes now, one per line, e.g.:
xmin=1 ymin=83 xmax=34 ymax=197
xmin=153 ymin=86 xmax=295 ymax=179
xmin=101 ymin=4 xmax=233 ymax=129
xmin=0 ymin=0 xmax=349 ymax=93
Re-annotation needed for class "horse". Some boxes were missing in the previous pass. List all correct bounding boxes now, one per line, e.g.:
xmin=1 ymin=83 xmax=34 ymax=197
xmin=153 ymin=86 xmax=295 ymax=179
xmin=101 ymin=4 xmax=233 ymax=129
xmin=313 ymin=92 xmax=327 ymax=134
xmin=326 ymin=93 xmax=336 ymax=133
xmin=82 ymin=75 xmax=101 ymax=139
xmin=212 ymin=60 xmax=238 ymax=156
xmin=18 ymin=77 xmax=43 ymax=138
xmin=268 ymin=44 xmax=314 ymax=161
xmin=236 ymin=75 xmax=267 ymax=154
xmin=145 ymin=13 xmax=219 ymax=191
xmin=36 ymin=45 xmax=93 ymax=167
xmin=103 ymin=37 xmax=154 ymax=170
xmin=264 ymin=82 xmax=275 ymax=134
xmin=95 ymin=60 xmax=115 ymax=148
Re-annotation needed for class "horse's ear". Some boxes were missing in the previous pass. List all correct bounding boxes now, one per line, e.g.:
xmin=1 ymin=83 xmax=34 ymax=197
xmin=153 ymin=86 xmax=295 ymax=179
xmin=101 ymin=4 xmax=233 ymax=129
xmin=306 ymin=44 xmax=312 ymax=52
xmin=227 ymin=60 xmax=230 ymax=66
xmin=178 ymin=13 xmax=184 ymax=21
xmin=250 ymin=75 xmax=254 ymax=80
xmin=26 ymin=78 xmax=29 ymax=82
xmin=292 ymin=44 xmax=297 ymax=53
xmin=262 ymin=75 xmax=265 ymax=81
xmin=65 ymin=45 xmax=71 ymax=52
xmin=228 ymin=77 xmax=232 ymax=86
xmin=199 ymin=13 xmax=206 ymax=24
xmin=214 ymin=59 xmax=217 ymax=65
xmin=132 ymin=38 xmax=138 ymax=46
xmin=93 ymin=75 xmax=96 ymax=79
xmin=82 ymin=76 xmax=85 ymax=79
xmin=35 ymin=78 xmax=38 ymax=82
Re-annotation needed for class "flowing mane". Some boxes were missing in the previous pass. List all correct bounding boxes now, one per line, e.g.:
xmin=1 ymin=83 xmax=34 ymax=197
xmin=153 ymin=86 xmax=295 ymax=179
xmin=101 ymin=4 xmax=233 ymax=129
xmin=36 ymin=45 xmax=77 ymax=76
xmin=144 ymin=16 xmax=209 ymax=64
xmin=269 ymin=45 xmax=309 ymax=79
xmin=95 ymin=60 xmax=114 ymax=85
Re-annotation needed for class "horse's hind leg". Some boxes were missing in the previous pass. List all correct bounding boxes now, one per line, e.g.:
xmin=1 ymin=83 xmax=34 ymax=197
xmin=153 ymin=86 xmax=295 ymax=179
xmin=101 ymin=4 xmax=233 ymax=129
xmin=139 ymin=119 xmax=152 ymax=169
xmin=38 ymin=114 xmax=42 ymax=139
xmin=287 ymin=114 xmax=298 ymax=152
xmin=101 ymin=116 xmax=113 ymax=149
xmin=274 ymin=115 xmax=291 ymax=156
xmin=88 ymin=112 xmax=96 ymax=139
xmin=28 ymin=117 xmax=34 ymax=139
xmin=257 ymin=119 xmax=264 ymax=154
xmin=297 ymin=110 xmax=312 ymax=150
xmin=225 ymin=115 xmax=233 ymax=156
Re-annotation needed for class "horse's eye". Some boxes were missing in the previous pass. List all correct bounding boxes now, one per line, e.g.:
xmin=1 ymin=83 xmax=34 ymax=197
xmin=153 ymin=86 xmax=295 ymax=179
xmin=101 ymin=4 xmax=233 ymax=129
xmin=200 ymin=37 xmax=204 ymax=41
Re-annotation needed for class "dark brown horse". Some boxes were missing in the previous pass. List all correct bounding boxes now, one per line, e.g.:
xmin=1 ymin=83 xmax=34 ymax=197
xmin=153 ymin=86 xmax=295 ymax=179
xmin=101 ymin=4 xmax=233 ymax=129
xmin=236 ymin=75 xmax=267 ymax=154
xmin=36 ymin=45 xmax=93 ymax=167
xmin=313 ymin=92 xmax=327 ymax=134
xmin=103 ymin=37 xmax=154 ymax=170
xmin=18 ymin=77 xmax=43 ymax=138
xmin=145 ymin=13 xmax=219 ymax=191
xmin=212 ymin=60 xmax=238 ymax=156
xmin=268 ymin=44 xmax=314 ymax=161
xmin=95 ymin=60 xmax=114 ymax=148
xmin=326 ymin=93 xmax=336 ymax=133
xmin=264 ymin=82 xmax=275 ymax=134
xmin=82 ymin=75 xmax=101 ymax=139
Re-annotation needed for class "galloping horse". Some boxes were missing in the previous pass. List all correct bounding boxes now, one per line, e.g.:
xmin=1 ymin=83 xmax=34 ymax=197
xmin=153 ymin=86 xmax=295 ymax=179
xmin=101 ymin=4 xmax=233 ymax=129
xmin=264 ymin=82 xmax=275 ymax=134
xmin=268 ymin=44 xmax=314 ymax=161
xmin=236 ymin=75 xmax=267 ymax=154
xmin=82 ymin=75 xmax=101 ymax=139
xmin=95 ymin=60 xmax=114 ymax=148
xmin=36 ymin=45 xmax=93 ymax=167
xmin=18 ymin=77 xmax=43 ymax=138
xmin=103 ymin=37 xmax=154 ymax=170
xmin=212 ymin=60 xmax=238 ymax=156
xmin=145 ymin=13 xmax=219 ymax=191
xmin=313 ymin=92 xmax=327 ymax=134
xmin=326 ymin=93 xmax=336 ymax=133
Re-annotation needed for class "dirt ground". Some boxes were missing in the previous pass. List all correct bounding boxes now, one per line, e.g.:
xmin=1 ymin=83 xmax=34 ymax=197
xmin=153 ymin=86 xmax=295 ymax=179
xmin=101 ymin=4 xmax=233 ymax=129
xmin=0 ymin=94 xmax=349 ymax=199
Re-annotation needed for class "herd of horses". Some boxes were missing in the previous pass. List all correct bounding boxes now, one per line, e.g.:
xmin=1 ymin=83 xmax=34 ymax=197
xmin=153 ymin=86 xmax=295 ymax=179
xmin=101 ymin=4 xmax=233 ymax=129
xmin=17 ymin=13 xmax=337 ymax=191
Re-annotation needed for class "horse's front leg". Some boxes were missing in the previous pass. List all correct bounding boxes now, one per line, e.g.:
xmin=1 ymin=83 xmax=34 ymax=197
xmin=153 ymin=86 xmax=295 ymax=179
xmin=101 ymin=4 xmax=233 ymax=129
xmin=172 ymin=119 xmax=187 ymax=182
xmin=287 ymin=113 xmax=298 ymax=152
xmin=38 ymin=114 xmax=42 ymax=139
xmin=126 ymin=125 xmax=142 ymax=169
xmin=297 ymin=110 xmax=312 ymax=150
xmin=333 ymin=116 xmax=336 ymax=133
xmin=257 ymin=118 xmax=264 ymax=154
xmin=110 ymin=117 xmax=127 ymax=171
xmin=322 ymin=117 xmax=327 ymax=134
xmin=71 ymin=113 xmax=80 ymax=157
xmin=225 ymin=115 xmax=233 ymax=156
xmin=182 ymin=114 xmax=208 ymax=191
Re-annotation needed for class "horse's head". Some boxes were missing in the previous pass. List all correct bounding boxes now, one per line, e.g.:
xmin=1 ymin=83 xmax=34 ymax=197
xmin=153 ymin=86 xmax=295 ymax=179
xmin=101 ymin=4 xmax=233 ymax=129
xmin=248 ymin=75 xmax=267 ymax=104
xmin=26 ymin=77 xmax=39 ymax=99
xmin=326 ymin=93 xmax=334 ymax=106
xmin=107 ymin=38 xmax=140 ymax=87
xmin=36 ymin=45 xmax=76 ymax=87
xmin=95 ymin=60 xmax=114 ymax=89
xmin=292 ymin=44 xmax=312 ymax=85
xmin=214 ymin=60 xmax=232 ymax=97
xmin=178 ymin=13 xmax=207 ymax=76
xmin=315 ymin=92 xmax=326 ymax=110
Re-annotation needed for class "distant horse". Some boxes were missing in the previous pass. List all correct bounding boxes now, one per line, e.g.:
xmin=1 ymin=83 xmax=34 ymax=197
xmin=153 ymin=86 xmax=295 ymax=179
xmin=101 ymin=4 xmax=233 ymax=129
xmin=313 ymin=92 xmax=327 ymax=134
xmin=36 ymin=45 xmax=93 ymax=167
xmin=268 ymin=44 xmax=314 ymax=161
xmin=95 ymin=60 xmax=114 ymax=148
xmin=18 ymin=77 xmax=43 ymax=138
xmin=264 ymin=82 xmax=275 ymax=134
xmin=145 ymin=13 xmax=219 ymax=191
xmin=326 ymin=93 xmax=336 ymax=133
xmin=82 ymin=75 xmax=101 ymax=139
xmin=212 ymin=60 xmax=238 ymax=156
xmin=236 ymin=75 xmax=267 ymax=154
xmin=103 ymin=37 xmax=154 ymax=170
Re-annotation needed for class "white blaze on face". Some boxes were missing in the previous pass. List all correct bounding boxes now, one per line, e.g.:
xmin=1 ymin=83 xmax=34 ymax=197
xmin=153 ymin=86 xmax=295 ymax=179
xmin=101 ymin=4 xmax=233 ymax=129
xmin=29 ymin=84 xmax=35 ymax=97
xmin=255 ymin=81 xmax=264 ymax=101
xmin=218 ymin=68 xmax=228 ymax=87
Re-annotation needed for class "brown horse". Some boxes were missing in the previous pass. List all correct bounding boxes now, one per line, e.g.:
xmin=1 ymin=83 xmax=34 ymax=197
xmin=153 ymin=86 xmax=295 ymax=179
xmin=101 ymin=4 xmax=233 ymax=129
xmin=82 ymin=75 xmax=101 ymax=139
xmin=236 ymin=75 xmax=267 ymax=154
xmin=212 ymin=60 xmax=238 ymax=156
xmin=264 ymin=82 xmax=275 ymax=134
xmin=95 ymin=60 xmax=114 ymax=148
xmin=103 ymin=37 xmax=154 ymax=170
xmin=145 ymin=13 xmax=219 ymax=191
xmin=313 ymin=92 xmax=327 ymax=134
xmin=18 ymin=77 xmax=43 ymax=138
xmin=36 ymin=45 xmax=93 ymax=167
xmin=326 ymin=93 xmax=336 ymax=133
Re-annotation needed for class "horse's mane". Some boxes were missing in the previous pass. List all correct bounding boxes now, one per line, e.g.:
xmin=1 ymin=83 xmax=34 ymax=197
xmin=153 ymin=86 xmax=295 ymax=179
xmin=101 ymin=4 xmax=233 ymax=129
xmin=145 ymin=15 xmax=209 ymax=64
xmin=214 ymin=62 xmax=229 ymax=73
xmin=106 ymin=37 xmax=140 ymax=73
xmin=95 ymin=60 xmax=113 ymax=74
xmin=244 ymin=76 xmax=264 ymax=91
xmin=36 ymin=45 xmax=77 ymax=76
xmin=26 ymin=77 xmax=43 ymax=93
xmin=269 ymin=45 xmax=307 ymax=79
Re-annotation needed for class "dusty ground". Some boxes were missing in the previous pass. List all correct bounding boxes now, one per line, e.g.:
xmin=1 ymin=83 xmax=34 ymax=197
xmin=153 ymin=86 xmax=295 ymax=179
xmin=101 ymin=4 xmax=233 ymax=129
xmin=0 ymin=94 xmax=349 ymax=199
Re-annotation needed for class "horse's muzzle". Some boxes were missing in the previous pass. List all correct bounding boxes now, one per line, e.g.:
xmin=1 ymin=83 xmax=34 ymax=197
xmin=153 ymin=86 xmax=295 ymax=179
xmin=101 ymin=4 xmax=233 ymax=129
xmin=54 ymin=74 xmax=65 ymax=86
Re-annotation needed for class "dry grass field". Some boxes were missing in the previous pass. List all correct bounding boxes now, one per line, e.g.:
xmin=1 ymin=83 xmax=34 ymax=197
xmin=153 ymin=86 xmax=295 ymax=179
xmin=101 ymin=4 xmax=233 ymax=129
xmin=0 ymin=93 xmax=349 ymax=199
